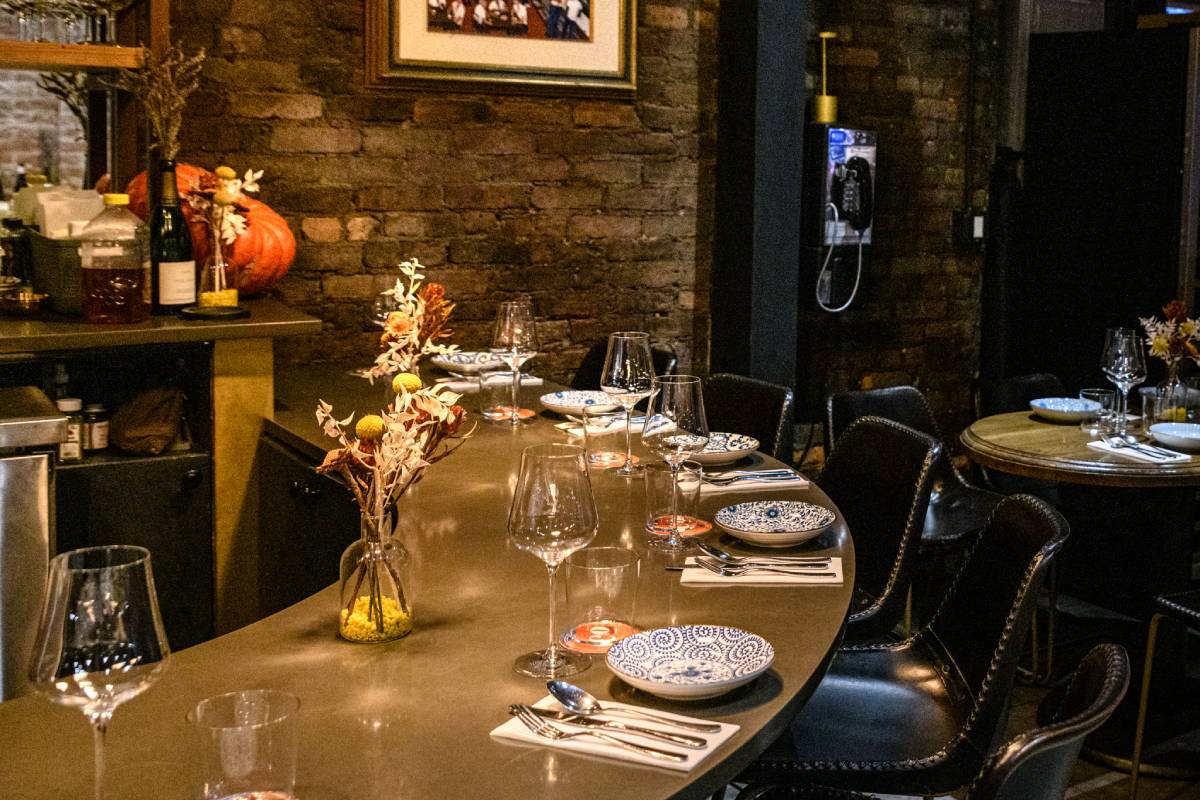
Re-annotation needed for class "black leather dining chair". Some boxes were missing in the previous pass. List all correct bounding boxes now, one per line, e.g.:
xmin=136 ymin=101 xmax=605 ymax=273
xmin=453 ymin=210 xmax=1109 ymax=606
xmin=816 ymin=416 xmax=939 ymax=643
xmin=826 ymin=385 xmax=1004 ymax=549
xmin=972 ymin=372 xmax=1064 ymax=503
xmin=733 ymin=494 xmax=1069 ymax=798
xmin=734 ymin=643 xmax=1130 ymax=800
xmin=705 ymin=373 xmax=795 ymax=462
xmin=568 ymin=339 xmax=677 ymax=390
xmin=1129 ymin=589 xmax=1200 ymax=799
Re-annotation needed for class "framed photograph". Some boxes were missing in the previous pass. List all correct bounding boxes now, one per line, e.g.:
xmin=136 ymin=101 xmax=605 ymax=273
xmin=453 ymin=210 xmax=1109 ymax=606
xmin=366 ymin=0 xmax=636 ymax=97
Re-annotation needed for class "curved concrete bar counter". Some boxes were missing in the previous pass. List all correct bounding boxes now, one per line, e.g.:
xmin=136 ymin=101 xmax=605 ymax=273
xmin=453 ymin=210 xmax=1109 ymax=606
xmin=0 ymin=367 xmax=854 ymax=799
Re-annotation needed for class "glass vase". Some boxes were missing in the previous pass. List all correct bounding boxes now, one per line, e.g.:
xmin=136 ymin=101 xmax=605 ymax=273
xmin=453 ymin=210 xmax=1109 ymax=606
xmin=198 ymin=227 xmax=238 ymax=309
xmin=338 ymin=512 xmax=414 ymax=643
xmin=1158 ymin=361 xmax=1188 ymax=423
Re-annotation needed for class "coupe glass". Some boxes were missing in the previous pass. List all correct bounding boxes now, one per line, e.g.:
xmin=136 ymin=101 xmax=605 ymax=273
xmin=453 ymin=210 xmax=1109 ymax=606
xmin=640 ymin=375 xmax=709 ymax=551
xmin=599 ymin=331 xmax=654 ymax=476
xmin=490 ymin=297 xmax=539 ymax=426
xmin=1101 ymin=327 xmax=1147 ymax=438
xmin=508 ymin=443 xmax=598 ymax=678
xmin=28 ymin=545 xmax=171 ymax=800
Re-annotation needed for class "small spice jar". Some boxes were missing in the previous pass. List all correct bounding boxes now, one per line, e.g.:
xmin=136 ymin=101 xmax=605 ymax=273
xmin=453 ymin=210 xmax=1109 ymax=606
xmin=83 ymin=403 xmax=109 ymax=451
xmin=56 ymin=397 xmax=83 ymax=463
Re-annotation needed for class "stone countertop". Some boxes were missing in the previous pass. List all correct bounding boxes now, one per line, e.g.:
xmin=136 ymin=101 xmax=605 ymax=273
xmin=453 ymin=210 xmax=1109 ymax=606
xmin=0 ymin=361 xmax=856 ymax=800
xmin=0 ymin=297 xmax=320 ymax=354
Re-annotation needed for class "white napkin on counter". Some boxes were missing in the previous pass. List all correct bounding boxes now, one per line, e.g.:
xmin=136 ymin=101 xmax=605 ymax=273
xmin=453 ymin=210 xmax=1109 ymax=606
xmin=1086 ymin=440 xmax=1191 ymax=464
xmin=490 ymin=695 xmax=739 ymax=772
xmin=698 ymin=472 xmax=810 ymax=494
xmin=435 ymin=374 xmax=543 ymax=393
xmin=556 ymin=415 xmax=645 ymax=438
xmin=679 ymin=556 xmax=843 ymax=586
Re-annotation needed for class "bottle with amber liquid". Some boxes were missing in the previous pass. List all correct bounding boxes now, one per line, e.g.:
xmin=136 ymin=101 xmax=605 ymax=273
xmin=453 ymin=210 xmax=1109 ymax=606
xmin=150 ymin=160 xmax=195 ymax=314
xmin=80 ymin=193 xmax=150 ymax=324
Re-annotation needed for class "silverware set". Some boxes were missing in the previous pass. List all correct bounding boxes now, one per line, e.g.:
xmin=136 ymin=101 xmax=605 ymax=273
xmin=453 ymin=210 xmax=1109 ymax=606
xmin=1098 ymin=431 xmax=1183 ymax=460
xmin=701 ymin=468 xmax=802 ymax=486
xmin=687 ymin=558 xmax=836 ymax=578
xmin=509 ymin=704 xmax=691 ymax=762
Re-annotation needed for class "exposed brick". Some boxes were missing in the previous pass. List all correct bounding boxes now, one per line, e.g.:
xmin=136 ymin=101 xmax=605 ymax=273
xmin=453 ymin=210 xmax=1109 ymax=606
xmin=301 ymin=217 xmax=342 ymax=242
xmin=270 ymin=125 xmax=361 ymax=153
xmin=346 ymin=217 xmax=379 ymax=241
xmin=531 ymin=185 xmax=604 ymax=209
xmin=233 ymin=93 xmax=323 ymax=120
xmin=645 ymin=4 xmax=690 ymax=29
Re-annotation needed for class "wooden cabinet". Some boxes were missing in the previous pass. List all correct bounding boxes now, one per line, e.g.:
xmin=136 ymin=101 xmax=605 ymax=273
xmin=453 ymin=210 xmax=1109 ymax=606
xmin=257 ymin=434 xmax=360 ymax=618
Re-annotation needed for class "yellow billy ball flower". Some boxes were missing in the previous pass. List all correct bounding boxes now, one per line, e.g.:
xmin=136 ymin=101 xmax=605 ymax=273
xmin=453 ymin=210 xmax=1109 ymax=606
xmin=214 ymin=165 xmax=237 ymax=179
xmin=355 ymin=414 xmax=386 ymax=441
xmin=213 ymin=189 xmax=238 ymax=206
xmin=392 ymin=372 xmax=422 ymax=394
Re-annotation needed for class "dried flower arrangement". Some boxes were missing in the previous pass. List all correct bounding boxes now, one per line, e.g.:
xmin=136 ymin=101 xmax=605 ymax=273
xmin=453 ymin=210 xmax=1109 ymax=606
xmin=109 ymin=43 xmax=206 ymax=161
xmin=362 ymin=258 xmax=458 ymax=382
xmin=37 ymin=72 xmax=90 ymax=136
xmin=315 ymin=379 xmax=474 ymax=641
xmin=184 ymin=165 xmax=264 ymax=245
xmin=1140 ymin=300 xmax=1200 ymax=368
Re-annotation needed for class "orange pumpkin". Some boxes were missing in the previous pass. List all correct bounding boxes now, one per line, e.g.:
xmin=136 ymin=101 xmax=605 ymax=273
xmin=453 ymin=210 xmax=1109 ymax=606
xmin=126 ymin=164 xmax=296 ymax=296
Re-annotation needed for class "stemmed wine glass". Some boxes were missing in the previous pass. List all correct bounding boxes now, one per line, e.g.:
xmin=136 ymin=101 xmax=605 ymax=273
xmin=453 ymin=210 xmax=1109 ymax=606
xmin=600 ymin=331 xmax=655 ymax=476
xmin=1101 ymin=327 xmax=1147 ymax=438
xmin=490 ymin=297 xmax=539 ymax=426
xmin=640 ymin=375 xmax=709 ymax=551
xmin=28 ymin=545 xmax=171 ymax=800
xmin=508 ymin=443 xmax=598 ymax=678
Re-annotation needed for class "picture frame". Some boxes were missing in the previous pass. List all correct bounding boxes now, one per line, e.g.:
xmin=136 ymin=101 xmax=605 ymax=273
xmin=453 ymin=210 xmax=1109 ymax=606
xmin=365 ymin=0 xmax=637 ymax=98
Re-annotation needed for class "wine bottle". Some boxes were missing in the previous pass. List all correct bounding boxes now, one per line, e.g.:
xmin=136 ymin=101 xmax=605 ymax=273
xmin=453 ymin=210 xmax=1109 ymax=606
xmin=150 ymin=160 xmax=196 ymax=314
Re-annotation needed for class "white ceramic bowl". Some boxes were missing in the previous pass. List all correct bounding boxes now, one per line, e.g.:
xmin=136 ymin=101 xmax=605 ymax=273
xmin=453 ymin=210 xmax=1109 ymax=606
xmin=606 ymin=625 xmax=775 ymax=700
xmin=1149 ymin=422 xmax=1200 ymax=452
xmin=538 ymin=390 xmax=621 ymax=416
xmin=430 ymin=351 xmax=504 ymax=375
xmin=714 ymin=500 xmax=836 ymax=548
xmin=691 ymin=432 xmax=760 ymax=466
xmin=1029 ymin=397 xmax=1100 ymax=423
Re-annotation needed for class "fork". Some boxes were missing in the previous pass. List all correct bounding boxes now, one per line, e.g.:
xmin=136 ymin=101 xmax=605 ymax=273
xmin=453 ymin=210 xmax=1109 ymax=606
xmin=1098 ymin=432 xmax=1175 ymax=460
xmin=509 ymin=705 xmax=687 ymax=762
xmin=702 ymin=472 xmax=801 ymax=486
xmin=695 ymin=541 xmax=829 ymax=565
xmin=693 ymin=558 xmax=836 ymax=578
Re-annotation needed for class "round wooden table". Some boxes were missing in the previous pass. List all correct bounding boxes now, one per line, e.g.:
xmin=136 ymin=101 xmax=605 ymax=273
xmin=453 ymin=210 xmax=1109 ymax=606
xmin=961 ymin=410 xmax=1200 ymax=778
xmin=961 ymin=411 xmax=1200 ymax=487
xmin=0 ymin=367 xmax=855 ymax=800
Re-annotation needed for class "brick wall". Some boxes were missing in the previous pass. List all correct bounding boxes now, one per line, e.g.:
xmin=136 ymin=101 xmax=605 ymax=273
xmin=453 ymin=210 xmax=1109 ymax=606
xmin=800 ymin=0 xmax=995 ymax=425
xmin=0 ymin=21 xmax=88 ymax=193
xmin=171 ymin=0 xmax=715 ymax=381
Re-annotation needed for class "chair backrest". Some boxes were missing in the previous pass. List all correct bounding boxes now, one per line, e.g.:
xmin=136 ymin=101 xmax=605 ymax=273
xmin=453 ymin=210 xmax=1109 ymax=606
xmin=704 ymin=373 xmax=795 ymax=462
xmin=916 ymin=494 xmax=1069 ymax=757
xmin=569 ymin=339 xmax=678 ymax=390
xmin=967 ymin=644 xmax=1129 ymax=800
xmin=974 ymin=373 xmax=1065 ymax=419
xmin=817 ymin=416 xmax=939 ymax=642
xmin=826 ymin=385 xmax=940 ymax=450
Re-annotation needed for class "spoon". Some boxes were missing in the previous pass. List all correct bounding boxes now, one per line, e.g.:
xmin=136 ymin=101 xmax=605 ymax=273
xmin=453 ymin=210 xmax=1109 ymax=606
xmin=546 ymin=680 xmax=723 ymax=733
xmin=696 ymin=540 xmax=829 ymax=564
xmin=1098 ymin=431 xmax=1173 ymax=459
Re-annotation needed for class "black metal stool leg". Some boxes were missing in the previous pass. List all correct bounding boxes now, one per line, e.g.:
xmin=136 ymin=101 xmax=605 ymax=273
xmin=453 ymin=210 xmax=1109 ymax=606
xmin=1128 ymin=612 xmax=1163 ymax=800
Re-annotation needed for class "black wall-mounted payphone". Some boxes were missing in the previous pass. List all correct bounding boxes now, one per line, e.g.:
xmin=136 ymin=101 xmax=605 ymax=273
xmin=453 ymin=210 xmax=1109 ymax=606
xmin=801 ymin=125 xmax=876 ymax=312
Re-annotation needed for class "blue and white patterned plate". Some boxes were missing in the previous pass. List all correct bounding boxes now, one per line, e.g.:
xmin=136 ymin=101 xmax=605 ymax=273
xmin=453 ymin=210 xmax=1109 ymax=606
xmin=691 ymin=432 xmax=761 ymax=466
xmin=1029 ymin=397 xmax=1101 ymax=423
xmin=1149 ymin=422 xmax=1200 ymax=452
xmin=606 ymin=625 xmax=775 ymax=700
xmin=430 ymin=351 xmax=504 ymax=375
xmin=539 ymin=390 xmax=621 ymax=416
xmin=715 ymin=501 xmax=836 ymax=547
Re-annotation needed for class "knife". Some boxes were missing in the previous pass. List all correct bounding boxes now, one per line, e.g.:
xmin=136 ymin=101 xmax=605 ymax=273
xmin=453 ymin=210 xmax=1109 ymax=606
xmin=524 ymin=706 xmax=708 ymax=749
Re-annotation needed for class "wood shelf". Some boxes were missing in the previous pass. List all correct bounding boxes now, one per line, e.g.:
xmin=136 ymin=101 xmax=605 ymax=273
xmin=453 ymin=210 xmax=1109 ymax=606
xmin=0 ymin=40 xmax=145 ymax=71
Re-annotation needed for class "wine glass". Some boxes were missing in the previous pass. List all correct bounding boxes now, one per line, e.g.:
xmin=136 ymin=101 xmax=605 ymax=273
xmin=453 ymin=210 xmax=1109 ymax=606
xmin=28 ymin=545 xmax=171 ymax=800
xmin=640 ymin=375 xmax=709 ymax=551
xmin=508 ymin=443 xmax=598 ymax=678
xmin=600 ymin=331 xmax=655 ymax=477
xmin=370 ymin=289 xmax=399 ymax=328
xmin=1101 ymin=327 xmax=1147 ymax=438
xmin=490 ymin=297 xmax=539 ymax=426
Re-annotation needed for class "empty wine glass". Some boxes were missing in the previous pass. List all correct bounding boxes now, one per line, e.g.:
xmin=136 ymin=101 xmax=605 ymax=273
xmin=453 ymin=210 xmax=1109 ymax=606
xmin=28 ymin=545 xmax=171 ymax=800
xmin=370 ymin=289 xmax=399 ymax=328
xmin=1101 ymin=327 xmax=1147 ymax=438
xmin=600 ymin=331 xmax=654 ymax=477
xmin=490 ymin=297 xmax=539 ymax=426
xmin=508 ymin=443 xmax=598 ymax=678
xmin=640 ymin=375 xmax=709 ymax=552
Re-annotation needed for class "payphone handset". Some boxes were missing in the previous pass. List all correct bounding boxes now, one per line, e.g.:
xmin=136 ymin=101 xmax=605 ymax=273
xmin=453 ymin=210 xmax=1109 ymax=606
xmin=831 ymin=156 xmax=873 ymax=233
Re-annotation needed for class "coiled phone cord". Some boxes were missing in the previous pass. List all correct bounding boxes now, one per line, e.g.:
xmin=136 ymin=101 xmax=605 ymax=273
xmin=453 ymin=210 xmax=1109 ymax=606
xmin=816 ymin=201 xmax=864 ymax=314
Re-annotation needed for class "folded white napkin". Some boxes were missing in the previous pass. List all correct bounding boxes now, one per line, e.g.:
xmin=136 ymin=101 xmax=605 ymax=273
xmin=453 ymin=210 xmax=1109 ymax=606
xmin=490 ymin=695 xmax=739 ymax=772
xmin=435 ymin=374 xmax=543 ymax=393
xmin=1086 ymin=440 xmax=1190 ymax=464
xmin=556 ymin=415 xmax=645 ymax=438
xmin=679 ymin=556 xmax=843 ymax=586
xmin=698 ymin=472 xmax=810 ymax=495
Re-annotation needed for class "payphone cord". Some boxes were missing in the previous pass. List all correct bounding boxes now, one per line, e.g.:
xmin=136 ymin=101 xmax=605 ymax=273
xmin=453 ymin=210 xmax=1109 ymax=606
xmin=816 ymin=202 xmax=864 ymax=314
